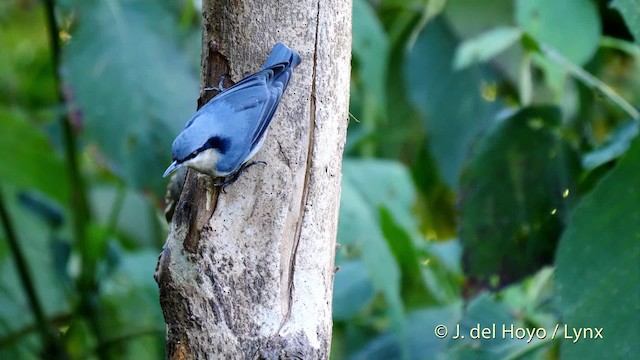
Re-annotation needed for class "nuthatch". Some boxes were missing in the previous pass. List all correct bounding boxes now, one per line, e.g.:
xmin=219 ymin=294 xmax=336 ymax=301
xmin=163 ymin=42 xmax=301 ymax=187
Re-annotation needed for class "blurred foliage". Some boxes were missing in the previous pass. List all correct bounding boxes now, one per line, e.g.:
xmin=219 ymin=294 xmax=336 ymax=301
xmin=0 ymin=0 xmax=638 ymax=359
xmin=459 ymin=106 xmax=581 ymax=284
xmin=337 ymin=0 xmax=639 ymax=359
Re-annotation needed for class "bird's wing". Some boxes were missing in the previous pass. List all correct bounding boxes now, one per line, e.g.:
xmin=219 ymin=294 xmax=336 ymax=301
xmin=212 ymin=74 xmax=277 ymax=174
xmin=172 ymin=50 xmax=295 ymax=175
xmin=246 ymin=68 xmax=287 ymax=151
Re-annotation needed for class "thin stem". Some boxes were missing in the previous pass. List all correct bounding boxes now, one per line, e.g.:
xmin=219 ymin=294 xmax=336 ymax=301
xmin=0 ymin=313 xmax=72 ymax=349
xmin=540 ymin=43 xmax=640 ymax=120
xmin=519 ymin=52 xmax=533 ymax=106
xmin=504 ymin=328 xmax=563 ymax=360
xmin=0 ymin=187 xmax=58 ymax=353
xmin=88 ymin=328 xmax=165 ymax=356
xmin=41 ymin=1 xmax=105 ymax=358
xmin=600 ymin=36 xmax=640 ymax=57
xmin=42 ymin=0 xmax=60 ymax=73
xmin=105 ymin=184 xmax=126 ymax=235
xmin=42 ymin=0 xmax=94 ymax=300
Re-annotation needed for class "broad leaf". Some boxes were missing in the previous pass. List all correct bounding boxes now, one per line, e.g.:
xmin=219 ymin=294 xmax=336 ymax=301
xmin=352 ymin=0 xmax=389 ymax=125
xmin=62 ymin=0 xmax=198 ymax=195
xmin=380 ymin=208 xmax=460 ymax=306
xmin=459 ymin=106 xmax=581 ymax=285
xmin=405 ymin=17 xmax=501 ymax=189
xmin=445 ymin=0 xmax=523 ymax=83
xmin=611 ymin=0 xmax=640 ymax=44
xmin=351 ymin=304 xmax=461 ymax=360
xmin=454 ymin=27 xmax=522 ymax=70
xmin=516 ymin=0 xmax=600 ymax=95
xmin=332 ymin=260 xmax=375 ymax=321
xmin=339 ymin=161 xmax=405 ymax=339
xmin=0 ymin=187 xmax=69 ymax=349
xmin=448 ymin=291 xmax=555 ymax=359
xmin=516 ymin=0 xmax=600 ymax=66
xmin=96 ymin=249 xmax=165 ymax=358
xmin=0 ymin=108 xmax=68 ymax=203
xmin=555 ymin=136 xmax=640 ymax=359
xmin=90 ymin=185 xmax=162 ymax=248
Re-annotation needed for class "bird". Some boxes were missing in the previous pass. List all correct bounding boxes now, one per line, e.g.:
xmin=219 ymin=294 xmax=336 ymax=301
xmin=163 ymin=42 xmax=301 ymax=188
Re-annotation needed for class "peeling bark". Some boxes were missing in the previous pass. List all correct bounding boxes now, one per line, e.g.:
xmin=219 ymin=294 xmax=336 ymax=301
xmin=156 ymin=0 xmax=351 ymax=358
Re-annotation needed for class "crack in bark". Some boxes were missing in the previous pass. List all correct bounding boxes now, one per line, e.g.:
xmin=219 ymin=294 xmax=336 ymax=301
xmin=173 ymin=173 xmax=217 ymax=253
xmin=173 ymin=40 xmax=232 ymax=252
xmin=278 ymin=0 xmax=321 ymax=332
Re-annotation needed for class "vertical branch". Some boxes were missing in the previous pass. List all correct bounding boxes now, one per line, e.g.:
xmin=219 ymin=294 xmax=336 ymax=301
xmin=157 ymin=0 xmax=351 ymax=358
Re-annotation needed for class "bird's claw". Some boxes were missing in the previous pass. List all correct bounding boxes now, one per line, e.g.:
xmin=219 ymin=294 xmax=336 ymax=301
xmin=204 ymin=74 xmax=230 ymax=93
xmin=213 ymin=160 xmax=267 ymax=192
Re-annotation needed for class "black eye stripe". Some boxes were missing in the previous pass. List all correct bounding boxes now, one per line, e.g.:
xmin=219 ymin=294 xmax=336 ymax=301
xmin=182 ymin=136 xmax=229 ymax=161
xmin=182 ymin=151 xmax=199 ymax=162
xmin=177 ymin=136 xmax=230 ymax=163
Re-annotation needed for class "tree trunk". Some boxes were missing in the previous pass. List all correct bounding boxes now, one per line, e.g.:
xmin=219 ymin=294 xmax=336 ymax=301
xmin=155 ymin=0 xmax=351 ymax=358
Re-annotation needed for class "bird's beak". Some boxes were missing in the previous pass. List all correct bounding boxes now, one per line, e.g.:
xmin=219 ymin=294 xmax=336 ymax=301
xmin=163 ymin=161 xmax=181 ymax=177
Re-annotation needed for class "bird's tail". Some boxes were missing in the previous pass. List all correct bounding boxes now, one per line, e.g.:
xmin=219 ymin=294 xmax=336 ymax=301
xmin=261 ymin=42 xmax=301 ymax=77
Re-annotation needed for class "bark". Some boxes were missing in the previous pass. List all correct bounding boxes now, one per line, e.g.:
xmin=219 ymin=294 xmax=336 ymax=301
xmin=155 ymin=0 xmax=351 ymax=359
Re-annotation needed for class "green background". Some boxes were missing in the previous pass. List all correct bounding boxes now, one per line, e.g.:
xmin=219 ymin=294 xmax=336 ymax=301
xmin=0 ymin=0 xmax=638 ymax=359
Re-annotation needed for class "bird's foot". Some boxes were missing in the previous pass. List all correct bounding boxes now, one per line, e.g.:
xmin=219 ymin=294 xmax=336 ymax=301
xmin=204 ymin=74 xmax=230 ymax=93
xmin=213 ymin=161 xmax=267 ymax=192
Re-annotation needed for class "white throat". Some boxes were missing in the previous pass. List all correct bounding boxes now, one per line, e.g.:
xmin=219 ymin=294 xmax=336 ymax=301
xmin=182 ymin=148 xmax=223 ymax=177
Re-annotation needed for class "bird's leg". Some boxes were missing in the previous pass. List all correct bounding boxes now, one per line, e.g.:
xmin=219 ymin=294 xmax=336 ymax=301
xmin=213 ymin=161 xmax=267 ymax=191
xmin=204 ymin=74 xmax=230 ymax=93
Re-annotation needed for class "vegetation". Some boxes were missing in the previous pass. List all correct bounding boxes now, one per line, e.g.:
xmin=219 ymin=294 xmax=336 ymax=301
xmin=0 ymin=0 xmax=638 ymax=359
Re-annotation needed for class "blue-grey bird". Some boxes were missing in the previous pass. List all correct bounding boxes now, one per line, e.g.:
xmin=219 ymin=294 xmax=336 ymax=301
xmin=163 ymin=42 xmax=301 ymax=186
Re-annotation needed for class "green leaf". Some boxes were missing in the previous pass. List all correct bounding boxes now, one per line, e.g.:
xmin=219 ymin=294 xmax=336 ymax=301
xmin=405 ymin=17 xmax=501 ymax=189
xmin=340 ymin=159 xmax=462 ymax=327
xmin=90 ymin=185 xmax=161 ymax=248
xmin=459 ymin=106 xmax=581 ymax=285
xmin=17 ymin=191 xmax=65 ymax=229
xmin=342 ymin=160 xmax=416 ymax=225
xmin=0 ymin=186 xmax=69 ymax=344
xmin=448 ymin=292 xmax=555 ymax=359
xmin=555 ymin=136 xmax=640 ymax=359
xmin=0 ymin=108 xmax=68 ymax=203
xmin=339 ymin=162 xmax=405 ymax=337
xmin=453 ymin=27 xmax=522 ymax=70
xmin=352 ymin=0 xmax=389 ymax=125
xmin=351 ymin=304 xmax=461 ymax=360
xmin=380 ymin=208 xmax=460 ymax=305
xmin=516 ymin=0 xmax=600 ymax=66
xmin=426 ymin=0 xmax=448 ymax=21
xmin=339 ymin=159 xmax=464 ymax=356
xmin=516 ymin=0 xmax=601 ymax=96
xmin=611 ymin=0 xmax=640 ymax=44
xmin=499 ymin=267 xmax=558 ymax=332
xmin=0 ymin=2 xmax=57 ymax=108
xmin=444 ymin=0 xmax=514 ymax=39
xmin=445 ymin=0 xmax=524 ymax=84
xmin=332 ymin=260 xmax=375 ymax=321
xmin=62 ymin=0 xmax=198 ymax=195
xmin=582 ymin=120 xmax=639 ymax=169
xmin=99 ymin=250 xmax=165 ymax=358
